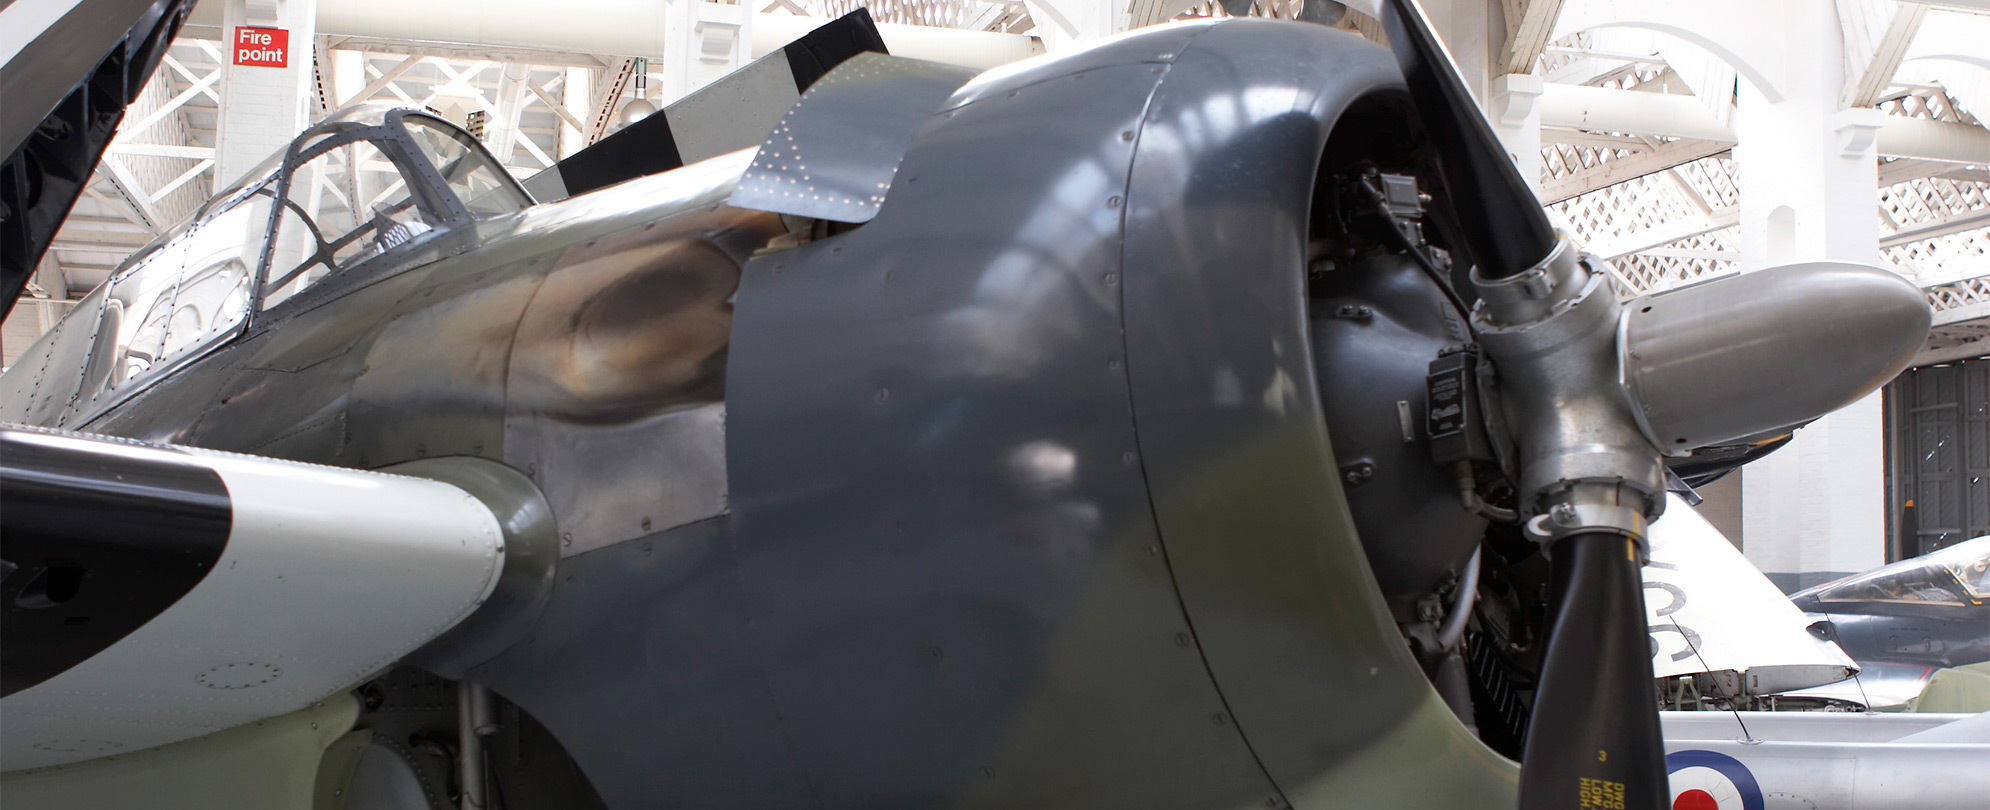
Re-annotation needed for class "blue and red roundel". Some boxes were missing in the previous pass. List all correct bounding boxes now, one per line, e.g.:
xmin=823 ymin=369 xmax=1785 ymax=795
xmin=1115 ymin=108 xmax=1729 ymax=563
xmin=1665 ymin=749 xmax=1764 ymax=810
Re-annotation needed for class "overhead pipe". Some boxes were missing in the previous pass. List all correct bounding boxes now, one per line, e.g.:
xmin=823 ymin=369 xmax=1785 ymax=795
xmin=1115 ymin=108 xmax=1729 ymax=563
xmin=1538 ymin=83 xmax=1736 ymax=143
xmin=1539 ymin=83 xmax=1990 ymax=165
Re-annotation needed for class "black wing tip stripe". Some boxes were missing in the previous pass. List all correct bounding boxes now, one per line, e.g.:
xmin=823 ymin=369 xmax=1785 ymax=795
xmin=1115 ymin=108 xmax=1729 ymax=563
xmin=0 ymin=426 xmax=231 ymax=698
xmin=784 ymin=8 xmax=891 ymax=93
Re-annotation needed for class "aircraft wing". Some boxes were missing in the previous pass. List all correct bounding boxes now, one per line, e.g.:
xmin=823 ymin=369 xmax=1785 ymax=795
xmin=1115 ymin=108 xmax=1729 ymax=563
xmin=1644 ymin=492 xmax=1859 ymax=695
xmin=0 ymin=425 xmax=525 ymax=770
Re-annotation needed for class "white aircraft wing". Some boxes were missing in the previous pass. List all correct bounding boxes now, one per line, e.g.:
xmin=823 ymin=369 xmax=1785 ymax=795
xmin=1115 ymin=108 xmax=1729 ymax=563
xmin=0 ymin=425 xmax=526 ymax=770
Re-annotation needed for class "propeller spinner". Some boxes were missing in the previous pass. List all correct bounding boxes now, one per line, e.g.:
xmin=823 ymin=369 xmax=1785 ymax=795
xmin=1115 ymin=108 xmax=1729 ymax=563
xmin=1374 ymin=1 xmax=1930 ymax=808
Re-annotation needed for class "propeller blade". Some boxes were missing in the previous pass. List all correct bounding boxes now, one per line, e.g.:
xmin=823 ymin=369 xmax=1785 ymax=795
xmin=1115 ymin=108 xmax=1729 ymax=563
xmin=1522 ymin=534 xmax=1668 ymax=810
xmin=1376 ymin=0 xmax=1555 ymax=278
xmin=1371 ymin=5 xmax=1668 ymax=805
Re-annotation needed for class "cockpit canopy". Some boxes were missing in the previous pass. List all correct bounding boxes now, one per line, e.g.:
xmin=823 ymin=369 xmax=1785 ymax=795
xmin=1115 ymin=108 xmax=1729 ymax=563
xmin=0 ymin=104 xmax=530 ymax=427
xmin=252 ymin=104 xmax=530 ymax=307
xmin=1802 ymin=535 xmax=1990 ymax=607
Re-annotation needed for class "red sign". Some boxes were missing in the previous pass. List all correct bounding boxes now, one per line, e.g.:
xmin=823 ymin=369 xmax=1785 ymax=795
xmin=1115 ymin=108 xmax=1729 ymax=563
xmin=232 ymin=26 xmax=288 ymax=68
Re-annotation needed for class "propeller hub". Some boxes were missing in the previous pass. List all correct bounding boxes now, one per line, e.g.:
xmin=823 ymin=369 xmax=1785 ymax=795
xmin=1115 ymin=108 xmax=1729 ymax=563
xmin=1470 ymin=239 xmax=1665 ymax=539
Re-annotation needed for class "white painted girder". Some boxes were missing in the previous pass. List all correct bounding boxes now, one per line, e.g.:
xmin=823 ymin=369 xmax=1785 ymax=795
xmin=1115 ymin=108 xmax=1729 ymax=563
xmin=1839 ymin=0 xmax=1929 ymax=109
xmin=1540 ymin=84 xmax=1735 ymax=141
xmin=485 ymin=62 xmax=533 ymax=168
xmin=94 ymin=156 xmax=166 ymax=235
xmin=1540 ymin=137 xmax=1729 ymax=204
xmin=1586 ymin=205 xmax=1740 ymax=261
xmin=1884 ymin=205 xmax=1990 ymax=248
xmin=1502 ymin=0 xmax=1569 ymax=74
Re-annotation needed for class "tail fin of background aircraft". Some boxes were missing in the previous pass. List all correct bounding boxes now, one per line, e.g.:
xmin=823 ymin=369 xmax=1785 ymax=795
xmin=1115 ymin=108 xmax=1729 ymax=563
xmin=523 ymin=8 xmax=889 ymax=202
xmin=1643 ymin=494 xmax=1860 ymax=699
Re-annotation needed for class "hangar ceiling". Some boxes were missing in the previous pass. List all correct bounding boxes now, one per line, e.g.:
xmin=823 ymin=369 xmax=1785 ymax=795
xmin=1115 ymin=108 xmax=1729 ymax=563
xmin=5 ymin=0 xmax=1988 ymax=367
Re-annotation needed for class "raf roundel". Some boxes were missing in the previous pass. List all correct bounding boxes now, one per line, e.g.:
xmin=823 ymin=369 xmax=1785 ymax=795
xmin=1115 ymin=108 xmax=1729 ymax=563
xmin=1665 ymin=750 xmax=1764 ymax=810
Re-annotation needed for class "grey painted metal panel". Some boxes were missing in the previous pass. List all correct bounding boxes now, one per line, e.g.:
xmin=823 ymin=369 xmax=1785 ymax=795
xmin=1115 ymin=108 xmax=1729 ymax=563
xmin=730 ymin=53 xmax=976 ymax=223
xmin=10 ymin=17 xmax=1578 ymax=809
xmin=471 ymin=517 xmax=818 ymax=810
xmin=721 ymin=25 xmax=1279 ymax=810
xmin=1117 ymin=19 xmax=1517 ymax=807
xmin=940 ymin=22 xmax=1206 ymax=110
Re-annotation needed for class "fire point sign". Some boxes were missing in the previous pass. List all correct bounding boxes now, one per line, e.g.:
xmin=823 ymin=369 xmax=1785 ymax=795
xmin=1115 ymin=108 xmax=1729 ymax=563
xmin=233 ymin=27 xmax=289 ymax=68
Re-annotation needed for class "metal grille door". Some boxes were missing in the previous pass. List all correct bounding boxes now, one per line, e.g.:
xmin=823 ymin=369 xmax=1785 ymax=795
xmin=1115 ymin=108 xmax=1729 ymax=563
xmin=1888 ymin=360 xmax=1990 ymax=559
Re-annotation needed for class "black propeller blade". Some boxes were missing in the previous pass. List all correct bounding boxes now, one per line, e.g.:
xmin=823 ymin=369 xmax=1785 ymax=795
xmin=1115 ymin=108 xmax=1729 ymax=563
xmin=1375 ymin=2 xmax=1668 ymax=808
xmin=1376 ymin=0 xmax=1555 ymax=280
xmin=1527 ymin=535 xmax=1668 ymax=809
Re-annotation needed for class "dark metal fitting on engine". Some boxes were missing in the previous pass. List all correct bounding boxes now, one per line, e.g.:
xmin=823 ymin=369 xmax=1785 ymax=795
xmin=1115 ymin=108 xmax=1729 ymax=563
xmin=1450 ymin=461 xmax=1516 ymax=523
xmin=1468 ymin=238 xmax=1666 ymax=532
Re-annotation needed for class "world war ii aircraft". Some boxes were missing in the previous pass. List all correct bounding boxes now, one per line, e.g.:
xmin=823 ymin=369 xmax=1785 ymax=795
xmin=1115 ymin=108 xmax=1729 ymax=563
xmin=0 ymin=2 xmax=1935 ymax=809
xmin=1769 ymin=535 xmax=1990 ymax=710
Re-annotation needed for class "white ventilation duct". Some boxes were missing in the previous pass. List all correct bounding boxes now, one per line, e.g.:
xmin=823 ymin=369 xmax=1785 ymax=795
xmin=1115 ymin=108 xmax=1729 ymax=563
xmin=1539 ymin=83 xmax=1990 ymax=165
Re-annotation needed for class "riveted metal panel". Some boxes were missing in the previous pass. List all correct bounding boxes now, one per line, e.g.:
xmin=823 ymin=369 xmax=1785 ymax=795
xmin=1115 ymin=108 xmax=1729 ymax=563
xmin=0 ymin=285 xmax=105 ymax=427
xmin=81 ymin=269 xmax=426 ymax=454
xmin=1118 ymin=19 xmax=1515 ymax=808
xmin=722 ymin=25 xmax=1277 ymax=810
xmin=730 ymin=53 xmax=977 ymax=223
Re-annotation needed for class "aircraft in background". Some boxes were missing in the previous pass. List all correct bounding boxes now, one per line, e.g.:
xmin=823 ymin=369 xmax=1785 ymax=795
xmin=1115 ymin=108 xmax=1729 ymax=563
xmin=0 ymin=2 xmax=1942 ymax=809
xmin=1769 ymin=536 xmax=1990 ymax=710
